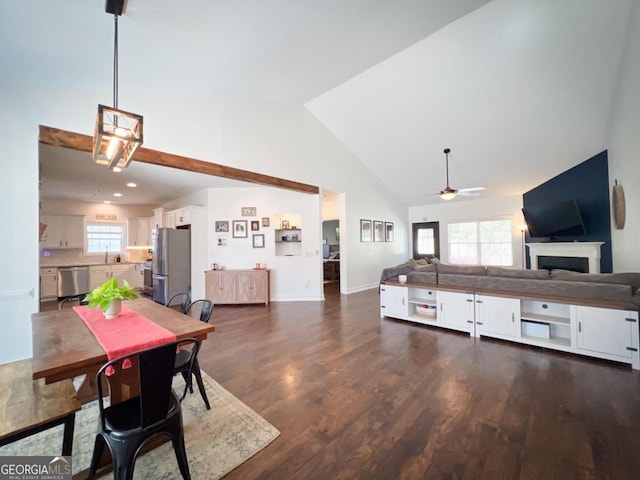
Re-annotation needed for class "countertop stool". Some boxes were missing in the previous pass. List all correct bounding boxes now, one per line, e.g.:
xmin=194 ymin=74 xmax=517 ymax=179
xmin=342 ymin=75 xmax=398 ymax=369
xmin=0 ymin=358 xmax=81 ymax=456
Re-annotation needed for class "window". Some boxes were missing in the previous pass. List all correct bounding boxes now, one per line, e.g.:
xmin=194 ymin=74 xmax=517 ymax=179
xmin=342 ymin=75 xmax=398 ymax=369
xmin=412 ymin=222 xmax=440 ymax=260
xmin=448 ymin=219 xmax=513 ymax=266
xmin=86 ymin=223 xmax=125 ymax=254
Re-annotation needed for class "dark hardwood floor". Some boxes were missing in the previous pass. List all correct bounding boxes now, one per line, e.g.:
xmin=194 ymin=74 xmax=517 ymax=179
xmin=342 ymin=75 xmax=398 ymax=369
xmin=196 ymin=283 xmax=640 ymax=480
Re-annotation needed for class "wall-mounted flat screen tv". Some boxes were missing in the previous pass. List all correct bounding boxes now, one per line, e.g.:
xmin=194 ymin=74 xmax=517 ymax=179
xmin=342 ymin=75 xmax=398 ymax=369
xmin=522 ymin=199 xmax=587 ymax=238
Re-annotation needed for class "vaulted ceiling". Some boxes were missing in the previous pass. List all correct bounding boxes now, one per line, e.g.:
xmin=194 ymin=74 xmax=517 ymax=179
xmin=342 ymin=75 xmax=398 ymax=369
xmin=3 ymin=0 xmax=637 ymax=205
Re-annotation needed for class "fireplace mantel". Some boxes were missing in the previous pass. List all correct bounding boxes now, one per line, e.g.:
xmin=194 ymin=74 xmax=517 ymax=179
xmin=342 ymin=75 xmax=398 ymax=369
xmin=526 ymin=242 xmax=604 ymax=273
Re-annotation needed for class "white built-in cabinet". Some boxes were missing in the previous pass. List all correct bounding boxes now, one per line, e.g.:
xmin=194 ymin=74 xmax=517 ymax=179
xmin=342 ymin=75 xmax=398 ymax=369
xmin=474 ymin=294 xmax=519 ymax=340
xmin=380 ymin=283 xmax=640 ymax=369
xmin=575 ymin=306 xmax=639 ymax=365
xmin=40 ymin=214 xmax=84 ymax=249
xmin=438 ymin=290 xmax=475 ymax=333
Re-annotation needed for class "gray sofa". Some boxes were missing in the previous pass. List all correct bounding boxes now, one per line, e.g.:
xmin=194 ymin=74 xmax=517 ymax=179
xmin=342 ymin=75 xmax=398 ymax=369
xmin=381 ymin=260 xmax=640 ymax=307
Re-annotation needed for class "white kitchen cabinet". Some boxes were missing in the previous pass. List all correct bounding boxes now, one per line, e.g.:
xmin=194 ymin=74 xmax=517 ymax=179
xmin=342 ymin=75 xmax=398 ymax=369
xmin=89 ymin=266 xmax=111 ymax=290
xmin=164 ymin=211 xmax=176 ymax=229
xmin=40 ymin=215 xmax=84 ymax=249
xmin=127 ymin=217 xmax=153 ymax=246
xmin=576 ymin=306 xmax=639 ymax=368
xmin=475 ymin=294 xmax=520 ymax=340
xmin=438 ymin=290 xmax=475 ymax=334
xmin=173 ymin=207 xmax=192 ymax=227
xmin=129 ymin=263 xmax=144 ymax=289
xmin=89 ymin=264 xmax=143 ymax=291
xmin=40 ymin=267 xmax=58 ymax=300
xmin=380 ymin=284 xmax=408 ymax=319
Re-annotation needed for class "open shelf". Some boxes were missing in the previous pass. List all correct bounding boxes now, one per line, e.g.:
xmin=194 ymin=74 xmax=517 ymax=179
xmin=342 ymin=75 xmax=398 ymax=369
xmin=520 ymin=312 xmax=570 ymax=326
xmin=520 ymin=334 xmax=571 ymax=348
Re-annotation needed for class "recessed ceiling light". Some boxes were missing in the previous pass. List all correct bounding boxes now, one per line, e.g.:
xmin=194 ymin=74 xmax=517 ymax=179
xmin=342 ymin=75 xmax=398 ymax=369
xmin=113 ymin=167 xmax=122 ymax=173
xmin=113 ymin=192 xmax=122 ymax=197
xmin=126 ymin=182 xmax=137 ymax=188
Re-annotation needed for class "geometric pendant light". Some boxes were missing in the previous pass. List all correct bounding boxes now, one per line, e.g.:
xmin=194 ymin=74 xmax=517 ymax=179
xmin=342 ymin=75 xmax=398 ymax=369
xmin=92 ymin=0 xmax=143 ymax=170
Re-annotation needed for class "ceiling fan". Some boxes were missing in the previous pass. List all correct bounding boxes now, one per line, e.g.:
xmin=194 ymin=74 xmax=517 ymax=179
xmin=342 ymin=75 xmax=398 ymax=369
xmin=438 ymin=148 xmax=486 ymax=200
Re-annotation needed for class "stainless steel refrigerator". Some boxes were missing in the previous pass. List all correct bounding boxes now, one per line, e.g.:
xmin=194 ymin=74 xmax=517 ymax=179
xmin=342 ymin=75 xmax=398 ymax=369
xmin=152 ymin=228 xmax=191 ymax=305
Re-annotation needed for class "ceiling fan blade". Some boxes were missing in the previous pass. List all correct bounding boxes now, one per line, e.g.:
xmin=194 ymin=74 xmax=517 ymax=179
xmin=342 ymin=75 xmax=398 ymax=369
xmin=457 ymin=187 xmax=486 ymax=196
xmin=458 ymin=186 xmax=486 ymax=193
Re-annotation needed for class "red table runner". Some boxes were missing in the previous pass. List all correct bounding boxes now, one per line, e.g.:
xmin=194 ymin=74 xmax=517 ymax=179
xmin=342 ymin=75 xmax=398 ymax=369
xmin=73 ymin=304 xmax=177 ymax=360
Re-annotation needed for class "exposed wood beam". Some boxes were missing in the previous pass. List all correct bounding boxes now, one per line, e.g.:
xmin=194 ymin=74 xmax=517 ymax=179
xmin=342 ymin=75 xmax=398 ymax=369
xmin=39 ymin=125 xmax=320 ymax=195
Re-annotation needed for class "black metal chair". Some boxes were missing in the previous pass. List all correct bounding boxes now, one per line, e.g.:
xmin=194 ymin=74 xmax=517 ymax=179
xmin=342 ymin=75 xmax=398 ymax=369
xmin=58 ymin=296 xmax=89 ymax=309
xmin=165 ymin=292 xmax=191 ymax=314
xmin=186 ymin=299 xmax=213 ymax=323
xmin=88 ymin=339 xmax=200 ymax=480
xmin=173 ymin=300 xmax=213 ymax=410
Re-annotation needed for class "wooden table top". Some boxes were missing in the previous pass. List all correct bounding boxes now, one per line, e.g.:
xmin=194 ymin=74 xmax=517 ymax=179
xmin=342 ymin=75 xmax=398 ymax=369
xmin=31 ymin=297 xmax=215 ymax=384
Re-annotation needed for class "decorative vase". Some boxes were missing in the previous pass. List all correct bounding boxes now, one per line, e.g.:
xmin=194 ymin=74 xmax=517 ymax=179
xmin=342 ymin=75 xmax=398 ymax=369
xmin=104 ymin=300 xmax=122 ymax=320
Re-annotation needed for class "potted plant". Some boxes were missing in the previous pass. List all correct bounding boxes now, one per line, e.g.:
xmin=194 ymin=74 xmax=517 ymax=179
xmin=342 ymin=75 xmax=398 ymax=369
xmin=84 ymin=277 xmax=141 ymax=319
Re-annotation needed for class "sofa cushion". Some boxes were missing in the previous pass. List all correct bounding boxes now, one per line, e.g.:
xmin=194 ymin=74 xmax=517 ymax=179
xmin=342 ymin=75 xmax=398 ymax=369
xmin=550 ymin=270 xmax=640 ymax=290
xmin=379 ymin=264 xmax=415 ymax=283
xmin=415 ymin=258 xmax=429 ymax=265
xmin=407 ymin=271 xmax=437 ymax=285
xmin=436 ymin=263 xmax=487 ymax=276
xmin=414 ymin=263 xmax=437 ymax=272
xmin=487 ymin=266 xmax=549 ymax=280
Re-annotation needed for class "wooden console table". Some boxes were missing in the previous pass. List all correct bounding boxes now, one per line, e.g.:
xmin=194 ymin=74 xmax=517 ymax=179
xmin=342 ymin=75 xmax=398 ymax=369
xmin=205 ymin=269 xmax=270 ymax=305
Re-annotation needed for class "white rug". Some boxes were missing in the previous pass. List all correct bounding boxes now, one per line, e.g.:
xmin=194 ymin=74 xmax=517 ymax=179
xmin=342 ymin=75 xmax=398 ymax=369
xmin=0 ymin=372 xmax=279 ymax=479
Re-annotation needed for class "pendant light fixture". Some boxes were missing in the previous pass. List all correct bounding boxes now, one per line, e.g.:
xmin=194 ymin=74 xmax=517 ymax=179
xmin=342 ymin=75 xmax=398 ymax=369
xmin=439 ymin=148 xmax=457 ymax=200
xmin=92 ymin=0 xmax=143 ymax=170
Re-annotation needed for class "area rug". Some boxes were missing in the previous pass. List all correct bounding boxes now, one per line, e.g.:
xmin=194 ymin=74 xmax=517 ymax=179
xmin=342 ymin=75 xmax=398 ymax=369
xmin=0 ymin=372 xmax=279 ymax=479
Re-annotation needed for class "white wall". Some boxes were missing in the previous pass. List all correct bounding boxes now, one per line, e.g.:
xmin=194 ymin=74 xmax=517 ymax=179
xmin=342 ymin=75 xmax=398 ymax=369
xmin=409 ymin=195 xmax=525 ymax=267
xmin=608 ymin=1 xmax=640 ymax=272
xmin=206 ymin=187 xmax=323 ymax=301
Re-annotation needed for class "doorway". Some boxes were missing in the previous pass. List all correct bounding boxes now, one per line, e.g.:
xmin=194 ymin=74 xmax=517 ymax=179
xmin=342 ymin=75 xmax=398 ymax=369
xmin=322 ymin=219 xmax=341 ymax=292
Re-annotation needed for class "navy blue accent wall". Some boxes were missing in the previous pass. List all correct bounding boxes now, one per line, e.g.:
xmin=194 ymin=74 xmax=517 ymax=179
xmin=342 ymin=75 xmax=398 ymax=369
xmin=523 ymin=150 xmax=612 ymax=273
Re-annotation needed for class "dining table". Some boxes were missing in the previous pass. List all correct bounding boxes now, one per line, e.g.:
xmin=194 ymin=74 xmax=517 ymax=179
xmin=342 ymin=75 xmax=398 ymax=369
xmin=31 ymin=297 xmax=215 ymax=404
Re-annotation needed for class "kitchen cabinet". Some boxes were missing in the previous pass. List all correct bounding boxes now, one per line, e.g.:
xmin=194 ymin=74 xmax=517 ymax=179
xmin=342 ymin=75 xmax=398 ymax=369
xmin=127 ymin=217 xmax=153 ymax=246
xmin=89 ymin=266 xmax=111 ymax=290
xmin=576 ymin=306 xmax=639 ymax=366
xmin=205 ymin=269 xmax=270 ymax=305
xmin=173 ymin=207 xmax=194 ymax=227
xmin=89 ymin=264 xmax=142 ymax=291
xmin=164 ymin=211 xmax=176 ymax=229
xmin=474 ymin=294 xmax=520 ymax=340
xmin=129 ymin=263 xmax=144 ymax=289
xmin=438 ymin=290 xmax=475 ymax=334
xmin=40 ymin=215 xmax=84 ymax=249
xmin=40 ymin=267 xmax=58 ymax=300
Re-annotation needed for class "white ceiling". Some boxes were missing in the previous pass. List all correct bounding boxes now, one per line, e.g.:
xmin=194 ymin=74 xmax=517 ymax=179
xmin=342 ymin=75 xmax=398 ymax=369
xmin=5 ymin=0 xmax=637 ymax=206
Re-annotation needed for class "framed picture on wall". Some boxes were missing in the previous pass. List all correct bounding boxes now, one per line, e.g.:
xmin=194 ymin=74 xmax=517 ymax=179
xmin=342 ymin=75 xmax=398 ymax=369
xmin=373 ymin=221 xmax=384 ymax=242
xmin=385 ymin=222 xmax=394 ymax=242
xmin=252 ymin=234 xmax=265 ymax=248
xmin=215 ymin=221 xmax=229 ymax=232
xmin=360 ymin=219 xmax=372 ymax=242
xmin=232 ymin=220 xmax=248 ymax=238
xmin=262 ymin=217 xmax=270 ymax=227
xmin=251 ymin=220 xmax=260 ymax=231
xmin=241 ymin=207 xmax=257 ymax=217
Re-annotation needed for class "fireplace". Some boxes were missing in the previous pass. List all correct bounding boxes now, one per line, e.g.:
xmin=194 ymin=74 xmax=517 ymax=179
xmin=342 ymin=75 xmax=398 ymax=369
xmin=526 ymin=242 xmax=604 ymax=273
xmin=537 ymin=255 xmax=589 ymax=273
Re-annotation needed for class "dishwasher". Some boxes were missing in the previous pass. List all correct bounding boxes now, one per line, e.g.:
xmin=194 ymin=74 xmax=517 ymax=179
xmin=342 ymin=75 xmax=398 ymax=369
xmin=57 ymin=266 xmax=90 ymax=298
